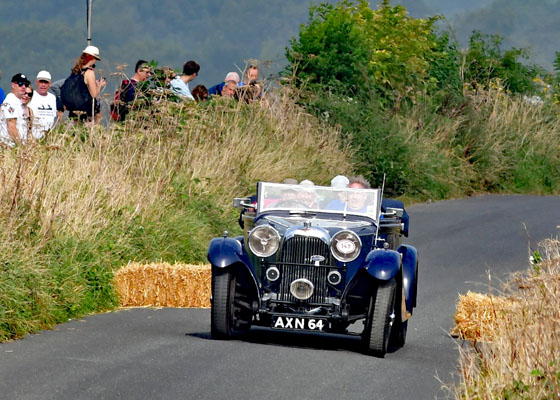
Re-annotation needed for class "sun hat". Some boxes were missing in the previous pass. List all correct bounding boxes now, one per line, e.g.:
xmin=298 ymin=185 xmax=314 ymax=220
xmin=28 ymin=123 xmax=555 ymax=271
xmin=36 ymin=70 xmax=52 ymax=82
xmin=330 ymin=175 xmax=349 ymax=188
xmin=224 ymin=72 xmax=240 ymax=84
xmin=82 ymin=45 xmax=101 ymax=60
xmin=299 ymin=179 xmax=315 ymax=187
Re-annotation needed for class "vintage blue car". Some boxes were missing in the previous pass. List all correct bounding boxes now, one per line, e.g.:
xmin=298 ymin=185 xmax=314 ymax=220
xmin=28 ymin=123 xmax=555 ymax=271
xmin=208 ymin=182 xmax=418 ymax=356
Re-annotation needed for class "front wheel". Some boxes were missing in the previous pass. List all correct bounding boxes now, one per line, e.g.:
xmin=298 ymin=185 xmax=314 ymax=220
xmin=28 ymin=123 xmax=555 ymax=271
xmin=211 ymin=268 xmax=236 ymax=339
xmin=363 ymin=279 xmax=396 ymax=357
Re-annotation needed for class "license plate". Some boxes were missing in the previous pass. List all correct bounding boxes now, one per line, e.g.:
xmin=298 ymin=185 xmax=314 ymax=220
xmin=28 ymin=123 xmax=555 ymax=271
xmin=271 ymin=315 xmax=328 ymax=332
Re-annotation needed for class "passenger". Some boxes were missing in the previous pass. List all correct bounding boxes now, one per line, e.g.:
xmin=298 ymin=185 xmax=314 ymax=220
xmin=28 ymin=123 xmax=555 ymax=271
xmin=111 ymin=60 xmax=152 ymax=122
xmin=191 ymin=85 xmax=208 ymax=102
xmin=169 ymin=60 xmax=200 ymax=101
xmin=0 ymin=73 xmax=31 ymax=146
xmin=208 ymin=72 xmax=240 ymax=97
xmin=346 ymin=176 xmax=370 ymax=213
xmin=63 ymin=45 xmax=106 ymax=124
xmin=326 ymin=175 xmax=349 ymax=209
xmin=349 ymin=175 xmax=410 ymax=235
xmin=29 ymin=70 xmax=59 ymax=139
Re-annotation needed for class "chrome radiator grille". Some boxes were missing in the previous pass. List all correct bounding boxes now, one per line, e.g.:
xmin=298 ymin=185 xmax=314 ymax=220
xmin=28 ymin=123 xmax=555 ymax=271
xmin=277 ymin=236 xmax=330 ymax=303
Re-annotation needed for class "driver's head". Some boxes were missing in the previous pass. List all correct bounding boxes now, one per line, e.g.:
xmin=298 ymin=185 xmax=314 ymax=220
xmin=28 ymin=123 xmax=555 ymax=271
xmin=298 ymin=180 xmax=315 ymax=206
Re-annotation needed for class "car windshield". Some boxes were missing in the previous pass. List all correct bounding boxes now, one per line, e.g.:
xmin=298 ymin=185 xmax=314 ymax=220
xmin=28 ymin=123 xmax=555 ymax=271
xmin=257 ymin=182 xmax=382 ymax=221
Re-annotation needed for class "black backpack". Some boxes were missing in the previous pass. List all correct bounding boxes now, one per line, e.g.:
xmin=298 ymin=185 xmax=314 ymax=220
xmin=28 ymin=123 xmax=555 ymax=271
xmin=61 ymin=72 xmax=93 ymax=111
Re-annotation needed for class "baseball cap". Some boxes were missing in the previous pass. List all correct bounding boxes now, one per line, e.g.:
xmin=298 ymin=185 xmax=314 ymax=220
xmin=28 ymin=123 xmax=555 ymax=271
xmin=299 ymin=179 xmax=315 ymax=187
xmin=330 ymin=175 xmax=349 ymax=188
xmin=282 ymin=178 xmax=298 ymax=185
xmin=36 ymin=70 xmax=52 ymax=82
xmin=11 ymin=73 xmax=31 ymax=85
xmin=82 ymin=45 xmax=101 ymax=60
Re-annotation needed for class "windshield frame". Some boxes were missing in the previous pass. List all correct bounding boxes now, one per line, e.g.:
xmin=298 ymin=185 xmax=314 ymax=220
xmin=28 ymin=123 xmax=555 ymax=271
xmin=256 ymin=182 xmax=382 ymax=223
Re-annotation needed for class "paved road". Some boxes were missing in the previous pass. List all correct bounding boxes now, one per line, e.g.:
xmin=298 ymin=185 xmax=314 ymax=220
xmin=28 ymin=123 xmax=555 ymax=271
xmin=1 ymin=195 xmax=559 ymax=400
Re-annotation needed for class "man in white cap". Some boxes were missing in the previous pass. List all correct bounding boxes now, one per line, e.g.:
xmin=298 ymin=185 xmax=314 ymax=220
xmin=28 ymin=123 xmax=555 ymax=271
xmin=29 ymin=70 xmax=60 ymax=139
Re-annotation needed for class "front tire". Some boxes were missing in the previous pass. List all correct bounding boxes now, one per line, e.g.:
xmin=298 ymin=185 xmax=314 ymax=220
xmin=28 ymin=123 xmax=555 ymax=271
xmin=390 ymin=284 xmax=408 ymax=348
xmin=363 ymin=279 xmax=396 ymax=357
xmin=211 ymin=268 xmax=235 ymax=339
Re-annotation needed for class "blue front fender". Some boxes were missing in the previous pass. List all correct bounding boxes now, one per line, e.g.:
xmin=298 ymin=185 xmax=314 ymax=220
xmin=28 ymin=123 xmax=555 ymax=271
xmin=399 ymin=245 xmax=418 ymax=311
xmin=207 ymin=236 xmax=260 ymax=301
xmin=363 ymin=249 xmax=401 ymax=281
xmin=207 ymin=237 xmax=248 ymax=268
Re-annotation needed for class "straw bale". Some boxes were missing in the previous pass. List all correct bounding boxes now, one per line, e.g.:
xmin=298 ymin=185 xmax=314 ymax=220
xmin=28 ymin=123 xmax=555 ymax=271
xmin=450 ymin=291 xmax=518 ymax=342
xmin=113 ymin=262 xmax=211 ymax=308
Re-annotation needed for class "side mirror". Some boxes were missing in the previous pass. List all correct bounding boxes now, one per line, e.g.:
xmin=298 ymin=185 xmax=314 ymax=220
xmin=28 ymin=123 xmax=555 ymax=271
xmin=233 ymin=197 xmax=253 ymax=209
xmin=385 ymin=207 xmax=404 ymax=217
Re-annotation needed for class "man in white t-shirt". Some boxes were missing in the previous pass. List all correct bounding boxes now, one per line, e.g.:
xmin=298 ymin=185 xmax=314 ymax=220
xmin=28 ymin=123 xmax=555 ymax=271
xmin=0 ymin=73 xmax=30 ymax=146
xmin=29 ymin=70 xmax=59 ymax=139
xmin=169 ymin=60 xmax=199 ymax=101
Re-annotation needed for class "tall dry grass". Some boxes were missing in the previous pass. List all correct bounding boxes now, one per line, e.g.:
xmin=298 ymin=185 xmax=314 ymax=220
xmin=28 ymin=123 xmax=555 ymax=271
xmin=453 ymin=239 xmax=560 ymax=399
xmin=0 ymin=89 xmax=354 ymax=340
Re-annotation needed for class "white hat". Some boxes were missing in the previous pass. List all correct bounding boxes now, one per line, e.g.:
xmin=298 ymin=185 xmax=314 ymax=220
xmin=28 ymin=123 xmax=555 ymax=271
xmin=224 ymin=72 xmax=240 ymax=84
xmin=82 ymin=45 xmax=101 ymax=60
xmin=331 ymin=175 xmax=349 ymax=188
xmin=299 ymin=179 xmax=315 ymax=187
xmin=36 ymin=70 xmax=52 ymax=82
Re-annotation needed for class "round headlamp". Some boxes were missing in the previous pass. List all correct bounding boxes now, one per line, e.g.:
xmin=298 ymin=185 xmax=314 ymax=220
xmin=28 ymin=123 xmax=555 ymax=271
xmin=290 ymin=278 xmax=314 ymax=300
xmin=248 ymin=225 xmax=280 ymax=257
xmin=265 ymin=266 xmax=280 ymax=282
xmin=331 ymin=230 xmax=361 ymax=262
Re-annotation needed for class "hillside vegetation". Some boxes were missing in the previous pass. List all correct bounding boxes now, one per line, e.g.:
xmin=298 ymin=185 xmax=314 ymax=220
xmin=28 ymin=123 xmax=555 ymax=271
xmin=0 ymin=92 xmax=353 ymax=340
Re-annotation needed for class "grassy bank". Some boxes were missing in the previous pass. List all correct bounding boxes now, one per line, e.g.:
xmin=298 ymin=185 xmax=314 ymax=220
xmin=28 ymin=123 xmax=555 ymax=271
xmin=0 ymin=91 xmax=353 ymax=340
xmin=452 ymin=239 xmax=560 ymax=399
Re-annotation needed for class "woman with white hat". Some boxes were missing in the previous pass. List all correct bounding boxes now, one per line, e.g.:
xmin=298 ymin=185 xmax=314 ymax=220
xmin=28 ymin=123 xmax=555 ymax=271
xmin=64 ymin=45 xmax=106 ymax=123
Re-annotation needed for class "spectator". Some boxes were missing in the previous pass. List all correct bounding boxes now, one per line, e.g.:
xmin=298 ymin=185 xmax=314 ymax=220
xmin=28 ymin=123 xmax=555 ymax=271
xmin=63 ymin=45 xmax=106 ymax=123
xmin=21 ymin=86 xmax=34 ymax=141
xmin=240 ymin=64 xmax=259 ymax=86
xmin=0 ymin=73 xmax=31 ymax=146
xmin=235 ymin=80 xmax=263 ymax=104
xmin=29 ymin=70 xmax=59 ymax=139
xmin=191 ymin=85 xmax=208 ymax=102
xmin=208 ymin=72 xmax=240 ymax=96
xmin=169 ymin=60 xmax=199 ymax=100
xmin=0 ymin=69 xmax=5 ymax=104
xmin=49 ymin=78 xmax=65 ymax=116
xmin=111 ymin=60 xmax=152 ymax=121
xmin=220 ymin=80 xmax=238 ymax=98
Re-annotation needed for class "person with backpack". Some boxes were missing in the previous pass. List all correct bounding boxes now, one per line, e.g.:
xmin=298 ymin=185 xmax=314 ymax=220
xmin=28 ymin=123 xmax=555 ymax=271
xmin=110 ymin=59 xmax=152 ymax=122
xmin=61 ymin=45 xmax=106 ymax=123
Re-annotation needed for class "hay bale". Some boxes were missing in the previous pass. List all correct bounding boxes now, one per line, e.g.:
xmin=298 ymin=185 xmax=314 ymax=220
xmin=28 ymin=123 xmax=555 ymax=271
xmin=451 ymin=291 xmax=518 ymax=342
xmin=114 ymin=262 xmax=211 ymax=308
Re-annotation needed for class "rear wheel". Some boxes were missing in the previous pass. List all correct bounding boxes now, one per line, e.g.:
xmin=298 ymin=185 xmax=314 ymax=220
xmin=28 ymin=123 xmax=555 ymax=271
xmin=363 ymin=279 xmax=396 ymax=357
